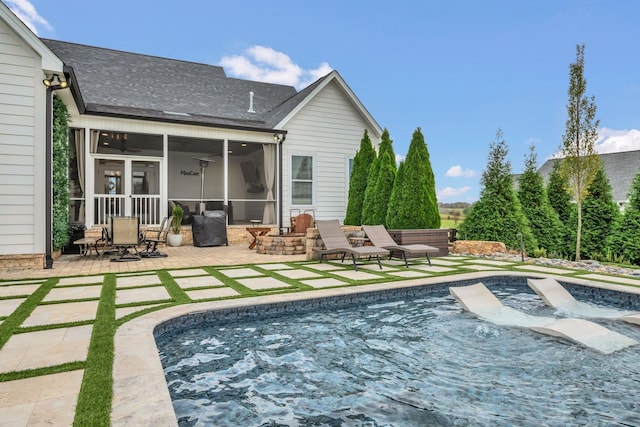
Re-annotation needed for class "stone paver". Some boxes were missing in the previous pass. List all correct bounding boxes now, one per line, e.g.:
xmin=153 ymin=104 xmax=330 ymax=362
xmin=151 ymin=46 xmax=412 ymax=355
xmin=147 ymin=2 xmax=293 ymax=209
xmin=186 ymin=287 xmax=240 ymax=300
xmin=388 ymin=270 xmax=431 ymax=278
xmin=116 ymin=274 xmax=161 ymax=288
xmin=0 ymin=280 xmax=45 ymax=286
xmin=174 ymin=276 xmax=224 ymax=289
xmin=304 ymin=262 xmax=347 ymax=271
xmin=218 ymin=267 xmax=263 ymax=278
xmin=0 ymin=325 xmax=93 ymax=373
xmin=57 ymin=276 xmax=104 ymax=286
xmin=460 ymin=264 xmax=505 ymax=271
xmin=0 ymin=284 xmax=40 ymax=297
xmin=44 ymin=285 xmax=102 ymax=301
xmin=116 ymin=303 xmax=167 ymax=319
xmin=0 ymin=298 xmax=25 ymax=317
xmin=255 ymin=263 xmax=293 ymax=270
xmin=358 ymin=264 xmax=398 ymax=272
xmin=428 ymin=259 xmax=464 ymax=266
xmin=273 ymin=269 xmax=323 ymax=279
xmin=237 ymin=277 xmax=292 ymax=290
xmin=330 ymin=270 xmax=384 ymax=281
xmin=411 ymin=265 xmax=456 ymax=273
xmin=0 ymin=370 xmax=83 ymax=427
xmin=116 ymin=286 xmax=171 ymax=305
xmin=513 ymin=265 xmax=574 ymax=275
xmin=465 ymin=259 xmax=514 ymax=266
xmin=577 ymin=274 xmax=640 ymax=287
xmin=22 ymin=300 xmax=99 ymax=327
xmin=301 ymin=278 xmax=348 ymax=288
xmin=168 ymin=268 xmax=209 ymax=277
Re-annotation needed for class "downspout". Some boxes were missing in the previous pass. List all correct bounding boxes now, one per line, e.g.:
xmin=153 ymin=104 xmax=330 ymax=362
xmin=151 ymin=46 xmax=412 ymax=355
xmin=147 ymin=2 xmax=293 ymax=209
xmin=276 ymin=132 xmax=286 ymax=233
xmin=44 ymin=87 xmax=53 ymax=268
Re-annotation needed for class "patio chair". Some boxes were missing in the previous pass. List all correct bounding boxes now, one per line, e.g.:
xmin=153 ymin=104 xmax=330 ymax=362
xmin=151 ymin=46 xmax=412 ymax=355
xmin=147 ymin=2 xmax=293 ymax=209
xmin=288 ymin=212 xmax=315 ymax=235
xmin=362 ymin=224 xmax=439 ymax=267
xmin=140 ymin=216 xmax=172 ymax=258
xmin=110 ymin=216 xmax=141 ymax=262
xmin=313 ymin=219 xmax=389 ymax=271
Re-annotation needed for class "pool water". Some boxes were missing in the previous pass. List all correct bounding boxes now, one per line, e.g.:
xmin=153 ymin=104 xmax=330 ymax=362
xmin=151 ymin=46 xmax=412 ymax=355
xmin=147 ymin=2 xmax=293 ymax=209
xmin=156 ymin=285 xmax=640 ymax=427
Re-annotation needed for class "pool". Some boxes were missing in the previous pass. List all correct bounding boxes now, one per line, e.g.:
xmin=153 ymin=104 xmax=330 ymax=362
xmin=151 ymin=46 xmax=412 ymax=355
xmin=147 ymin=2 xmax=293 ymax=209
xmin=155 ymin=277 xmax=640 ymax=426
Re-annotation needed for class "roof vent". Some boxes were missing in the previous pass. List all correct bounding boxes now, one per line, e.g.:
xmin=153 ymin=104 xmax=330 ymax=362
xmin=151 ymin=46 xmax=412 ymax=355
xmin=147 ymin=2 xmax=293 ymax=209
xmin=247 ymin=91 xmax=256 ymax=113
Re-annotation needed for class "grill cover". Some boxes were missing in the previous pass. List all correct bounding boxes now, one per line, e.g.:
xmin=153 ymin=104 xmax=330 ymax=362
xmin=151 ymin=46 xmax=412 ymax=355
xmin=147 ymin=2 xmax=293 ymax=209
xmin=192 ymin=211 xmax=228 ymax=247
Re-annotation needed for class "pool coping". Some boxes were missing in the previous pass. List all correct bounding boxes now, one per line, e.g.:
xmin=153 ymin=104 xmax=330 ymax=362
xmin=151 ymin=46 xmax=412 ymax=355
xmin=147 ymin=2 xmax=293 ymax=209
xmin=110 ymin=271 xmax=640 ymax=426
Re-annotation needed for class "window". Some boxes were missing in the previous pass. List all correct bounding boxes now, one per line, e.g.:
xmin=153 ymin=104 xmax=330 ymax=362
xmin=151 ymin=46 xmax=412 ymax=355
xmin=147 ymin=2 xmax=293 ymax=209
xmin=291 ymin=155 xmax=313 ymax=205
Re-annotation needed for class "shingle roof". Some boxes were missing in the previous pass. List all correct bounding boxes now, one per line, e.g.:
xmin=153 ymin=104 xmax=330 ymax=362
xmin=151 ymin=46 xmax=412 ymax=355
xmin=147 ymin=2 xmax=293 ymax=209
xmin=537 ymin=150 xmax=640 ymax=203
xmin=42 ymin=39 xmax=303 ymax=131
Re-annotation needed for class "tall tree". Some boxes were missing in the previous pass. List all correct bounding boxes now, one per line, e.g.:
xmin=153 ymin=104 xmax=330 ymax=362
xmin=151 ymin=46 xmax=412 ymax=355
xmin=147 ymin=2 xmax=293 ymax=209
xmin=568 ymin=163 xmax=619 ymax=259
xmin=607 ymin=170 xmax=640 ymax=265
xmin=386 ymin=127 xmax=440 ymax=229
xmin=517 ymin=144 xmax=563 ymax=255
xmin=547 ymin=159 xmax=575 ymax=257
xmin=369 ymin=149 xmax=397 ymax=226
xmin=559 ymin=44 xmax=601 ymax=261
xmin=52 ymin=95 xmax=70 ymax=250
xmin=458 ymin=129 xmax=537 ymax=251
xmin=361 ymin=129 xmax=395 ymax=224
xmin=344 ymin=130 xmax=376 ymax=225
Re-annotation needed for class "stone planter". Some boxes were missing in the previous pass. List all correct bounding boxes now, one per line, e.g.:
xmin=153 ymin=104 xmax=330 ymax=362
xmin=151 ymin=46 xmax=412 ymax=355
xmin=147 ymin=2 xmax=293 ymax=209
xmin=167 ymin=233 xmax=183 ymax=247
xmin=387 ymin=229 xmax=450 ymax=257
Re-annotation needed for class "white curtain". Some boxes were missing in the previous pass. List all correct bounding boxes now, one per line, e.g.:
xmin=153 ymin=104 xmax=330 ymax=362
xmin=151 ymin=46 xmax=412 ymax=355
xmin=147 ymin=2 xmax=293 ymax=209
xmin=262 ymin=144 xmax=276 ymax=224
xmin=90 ymin=130 xmax=99 ymax=153
xmin=74 ymin=129 xmax=85 ymax=221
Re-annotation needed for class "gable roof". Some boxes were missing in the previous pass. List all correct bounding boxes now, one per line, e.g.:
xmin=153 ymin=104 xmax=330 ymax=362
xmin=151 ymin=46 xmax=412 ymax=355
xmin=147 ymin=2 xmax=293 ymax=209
xmin=42 ymin=39 xmax=380 ymax=135
xmin=537 ymin=150 xmax=640 ymax=203
xmin=0 ymin=2 xmax=62 ymax=72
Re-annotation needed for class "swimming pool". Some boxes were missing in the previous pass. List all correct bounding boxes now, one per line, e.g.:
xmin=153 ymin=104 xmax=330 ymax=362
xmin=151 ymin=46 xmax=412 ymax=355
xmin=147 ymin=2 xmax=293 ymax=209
xmin=155 ymin=277 xmax=640 ymax=426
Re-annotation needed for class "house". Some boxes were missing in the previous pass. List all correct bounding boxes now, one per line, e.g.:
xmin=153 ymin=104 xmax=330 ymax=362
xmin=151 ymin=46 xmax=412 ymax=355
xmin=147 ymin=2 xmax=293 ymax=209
xmin=536 ymin=151 xmax=640 ymax=208
xmin=0 ymin=2 xmax=382 ymax=269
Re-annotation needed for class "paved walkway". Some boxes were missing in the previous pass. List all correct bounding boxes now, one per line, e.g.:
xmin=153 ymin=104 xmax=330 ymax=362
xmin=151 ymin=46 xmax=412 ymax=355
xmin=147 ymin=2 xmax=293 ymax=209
xmin=1 ymin=247 xmax=640 ymax=426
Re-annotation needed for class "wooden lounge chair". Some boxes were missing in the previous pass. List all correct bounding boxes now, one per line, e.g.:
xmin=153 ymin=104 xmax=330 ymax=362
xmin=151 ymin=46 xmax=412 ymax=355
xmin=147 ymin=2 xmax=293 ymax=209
xmin=362 ymin=224 xmax=438 ymax=267
xmin=314 ymin=219 xmax=389 ymax=271
xmin=140 ymin=216 xmax=172 ymax=258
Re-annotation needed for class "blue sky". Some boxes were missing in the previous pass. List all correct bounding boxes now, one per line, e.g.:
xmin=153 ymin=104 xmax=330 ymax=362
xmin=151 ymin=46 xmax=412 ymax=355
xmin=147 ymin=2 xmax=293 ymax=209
xmin=8 ymin=0 xmax=640 ymax=202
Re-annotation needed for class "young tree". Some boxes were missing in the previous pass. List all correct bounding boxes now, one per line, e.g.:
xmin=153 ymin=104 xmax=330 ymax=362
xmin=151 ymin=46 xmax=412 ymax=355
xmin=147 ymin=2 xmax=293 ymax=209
xmin=567 ymin=162 xmax=619 ymax=259
xmin=517 ymin=144 xmax=563 ymax=255
xmin=458 ymin=129 xmax=537 ymax=251
xmin=607 ymin=170 xmax=640 ymax=265
xmin=344 ymin=130 xmax=376 ymax=225
xmin=361 ymin=129 xmax=395 ymax=224
xmin=386 ymin=127 xmax=440 ymax=229
xmin=559 ymin=44 xmax=601 ymax=261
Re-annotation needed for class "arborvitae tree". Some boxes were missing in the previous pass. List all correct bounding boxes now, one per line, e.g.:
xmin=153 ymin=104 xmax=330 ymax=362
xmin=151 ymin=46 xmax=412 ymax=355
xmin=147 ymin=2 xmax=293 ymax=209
xmin=559 ymin=44 xmax=600 ymax=261
xmin=52 ymin=95 xmax=70 ymax=250
xmin=607 ymin=170 xmax=640 ymax=265
xmin=458 ymin=129 xmax=537 ymax=251
xmin=344 ymin=130 xmax=376 ymax=225
xmin=547 ymin=159 xmax=575 ymax=257
xmin=362 ymin=129 xmax=395 ymax=224
xmin=386 ymin=127 xmax=440 ymax=229
xmin=517 ymin=144 xmax=564 ymax=255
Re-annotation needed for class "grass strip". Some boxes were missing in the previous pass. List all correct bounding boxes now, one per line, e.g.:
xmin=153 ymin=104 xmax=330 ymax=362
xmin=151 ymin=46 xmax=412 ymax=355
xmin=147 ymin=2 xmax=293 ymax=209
xmin=157 ymin=270 xmax=190 ymax=303
xmin=73 ymin=274 xmax=115 ymax=427
xmin=0 ymin=361 xmax=85 ymax=382
xmin=0 ymin=278 xmax=58 ymax=350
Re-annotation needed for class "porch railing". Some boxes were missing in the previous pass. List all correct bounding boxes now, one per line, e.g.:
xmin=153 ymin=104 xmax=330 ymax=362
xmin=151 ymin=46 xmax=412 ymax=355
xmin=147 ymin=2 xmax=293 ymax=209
xmin=94 ymin=195 xmax=161 ymax=226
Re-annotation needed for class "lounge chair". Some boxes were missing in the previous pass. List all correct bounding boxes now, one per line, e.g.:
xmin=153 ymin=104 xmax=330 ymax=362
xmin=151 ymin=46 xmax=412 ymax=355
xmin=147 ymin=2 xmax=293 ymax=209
xmin=362 ymin=224 xmax=438 ymax=267
xmin=527 ymin=278 xmax=640 ymax=326
xmin=110 ymin=216 xmax=141 ymax=262
xmin=314 ymin=219 xmax=389 ymax=271
xmin=140 ymin=216 xmax=172 ymax=258
xmin=449 ymin=282 xmax=637 ymax=354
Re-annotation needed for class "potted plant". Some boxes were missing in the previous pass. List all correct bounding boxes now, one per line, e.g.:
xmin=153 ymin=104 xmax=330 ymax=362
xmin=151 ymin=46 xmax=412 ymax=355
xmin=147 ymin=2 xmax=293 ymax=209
xmin=167 ymin=204 xmax=184 ymax=247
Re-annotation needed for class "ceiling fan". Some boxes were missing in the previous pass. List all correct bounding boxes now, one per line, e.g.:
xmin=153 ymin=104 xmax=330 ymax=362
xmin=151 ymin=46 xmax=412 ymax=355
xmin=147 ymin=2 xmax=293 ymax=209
xmin=101 ymin=132 xmax=141 ymax=153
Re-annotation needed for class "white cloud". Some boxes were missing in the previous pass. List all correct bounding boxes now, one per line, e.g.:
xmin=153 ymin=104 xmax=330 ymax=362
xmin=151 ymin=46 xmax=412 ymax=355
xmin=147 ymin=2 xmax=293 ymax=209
xmin=437 ymin=186 xmax=471 ymax=198
xmin=395 ymin=154 xmax=405 ymax=165
xmin=445 ymin=165 xmax=475 ymax=178
xmin=6 ymin=0 xmax=51 ymax=35
xmin=595 ymin=127 xmax=640 ymax=154
xmin=220 ymin=45 xmax=332 ymax=90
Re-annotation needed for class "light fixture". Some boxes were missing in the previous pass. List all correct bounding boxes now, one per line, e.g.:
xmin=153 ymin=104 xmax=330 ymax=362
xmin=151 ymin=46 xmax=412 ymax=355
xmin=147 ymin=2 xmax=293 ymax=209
xmin=273 ymin=133 xmax=281 ymax=143
xmin=42 ymin=74 xmax=68 ymax=89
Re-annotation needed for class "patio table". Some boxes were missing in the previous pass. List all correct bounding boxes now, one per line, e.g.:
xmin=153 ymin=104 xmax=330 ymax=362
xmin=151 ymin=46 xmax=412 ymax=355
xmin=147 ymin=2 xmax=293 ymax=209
xmin=73 ymin=237 xmax=101 ymax=256
xmin=246 ymin=227 xmax=271 ymax=250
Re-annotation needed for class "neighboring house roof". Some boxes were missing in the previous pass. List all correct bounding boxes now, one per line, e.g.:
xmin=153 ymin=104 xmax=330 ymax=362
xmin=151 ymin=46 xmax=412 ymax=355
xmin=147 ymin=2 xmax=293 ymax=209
xmin=0 ymin=2 xmax=62 ymax=72
xmin=41 ymin=39 xmax=381 ymax=135
xmin=536 ymin=150 xmax=640 ymax=203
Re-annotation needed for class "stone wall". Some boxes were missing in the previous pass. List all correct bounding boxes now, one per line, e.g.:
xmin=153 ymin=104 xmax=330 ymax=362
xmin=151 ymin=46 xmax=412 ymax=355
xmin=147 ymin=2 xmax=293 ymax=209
xmin=255 ymin=235 xmax=306 ymax=255
xmin=452 ymin=240 xmax=506 ymax=255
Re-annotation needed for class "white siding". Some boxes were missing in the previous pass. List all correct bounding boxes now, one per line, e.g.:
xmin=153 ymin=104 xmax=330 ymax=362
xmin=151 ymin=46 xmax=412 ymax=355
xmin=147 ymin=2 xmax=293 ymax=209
xmin=281 ymin=80 xmax=380 ymax=225
xmin=0 ymin=18 xmax=44 ymax=255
